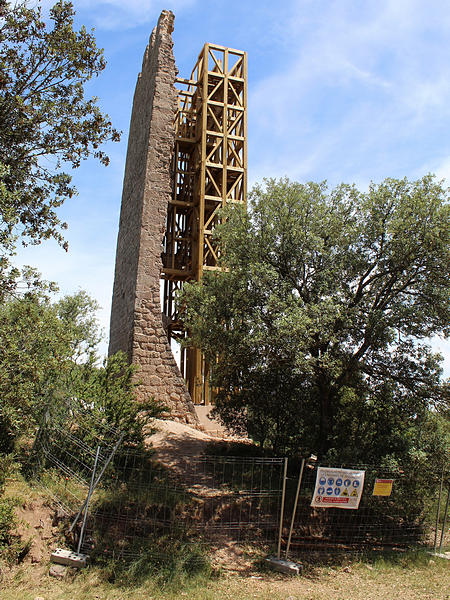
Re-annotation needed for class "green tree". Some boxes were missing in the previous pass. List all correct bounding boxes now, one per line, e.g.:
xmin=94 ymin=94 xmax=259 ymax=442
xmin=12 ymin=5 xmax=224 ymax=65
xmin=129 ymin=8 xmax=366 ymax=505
xmin=0 ymin=287 xmax=164 ymax=559
xmin=0 ymin=284 xmax=71 ymax=452
xmin=181 ymin=176 xmax=449 ymax=460
xmin=58 ymin=351 xmax=165 ymax=451
xmin=0 ymin=0 xmax=120 ymax=296
xmin=0 ymin=287 xmax=162 ymax=453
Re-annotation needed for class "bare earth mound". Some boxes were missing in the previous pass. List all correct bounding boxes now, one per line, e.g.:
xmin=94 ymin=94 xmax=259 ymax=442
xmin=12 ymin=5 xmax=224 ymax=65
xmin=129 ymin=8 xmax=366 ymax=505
xmin=146 ymin=418 xmax=215 ymax=466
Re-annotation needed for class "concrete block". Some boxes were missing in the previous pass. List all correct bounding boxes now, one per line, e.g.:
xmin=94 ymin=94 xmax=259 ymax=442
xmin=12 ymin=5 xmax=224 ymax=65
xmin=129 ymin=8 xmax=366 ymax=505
xmin=428 ymin=551 xmax=450 ymax=560
xmin=51 ymin=547 xmax=88 ymax=568
xmin=265 ymin=556 xmax=302 ymax=575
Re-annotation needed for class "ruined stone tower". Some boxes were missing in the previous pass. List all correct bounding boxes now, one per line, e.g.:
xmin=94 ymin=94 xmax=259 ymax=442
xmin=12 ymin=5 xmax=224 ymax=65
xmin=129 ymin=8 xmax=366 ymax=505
xmin=108 ymin=11 xmax=197 ymax=424
xmin=110 ymin=11 xmax=247 ymax=416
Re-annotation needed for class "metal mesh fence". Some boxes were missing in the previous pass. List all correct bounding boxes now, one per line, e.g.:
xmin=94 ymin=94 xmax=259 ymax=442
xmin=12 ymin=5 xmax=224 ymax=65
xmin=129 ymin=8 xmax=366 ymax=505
xmin=31 ymin=407 xmax=285 ymax=560
xmin=80 ymin=451 xmax=285 ymax=559
xmin=281 ymin=460 xmax=446 ymax=559
xmin=31 ymin=400 xmax=124 ymax=517
xmin=31 ymin=405 xmax=447 ymax=562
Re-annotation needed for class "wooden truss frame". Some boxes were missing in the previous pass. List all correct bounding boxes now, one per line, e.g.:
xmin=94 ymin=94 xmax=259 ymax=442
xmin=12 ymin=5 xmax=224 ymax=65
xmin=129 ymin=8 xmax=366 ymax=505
xmin=161 ymin=43 xmax=247 ymax=404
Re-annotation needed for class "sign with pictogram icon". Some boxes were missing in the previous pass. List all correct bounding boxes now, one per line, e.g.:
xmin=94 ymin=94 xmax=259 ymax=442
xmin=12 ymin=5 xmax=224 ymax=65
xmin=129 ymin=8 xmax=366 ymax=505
xmin=311 ymin=467 xmax=365 ymax=509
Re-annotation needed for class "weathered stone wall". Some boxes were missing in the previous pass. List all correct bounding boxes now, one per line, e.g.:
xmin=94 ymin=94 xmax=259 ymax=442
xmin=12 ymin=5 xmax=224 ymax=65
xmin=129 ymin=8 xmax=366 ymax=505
xmin=109 ymin=11 xmax=197 ymax=425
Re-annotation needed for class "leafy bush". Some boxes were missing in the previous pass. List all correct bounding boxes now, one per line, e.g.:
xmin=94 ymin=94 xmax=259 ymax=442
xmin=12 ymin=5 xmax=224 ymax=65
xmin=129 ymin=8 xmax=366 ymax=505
xmin=1 ymin=286 xmax=167 ymax=457
xmin=0 ymin=454 xmax=25 ymax=563
xmin=0 ymin=497 xmax=15 ymax=552
xmin=62 ymin=351 xmax=166 ymax=450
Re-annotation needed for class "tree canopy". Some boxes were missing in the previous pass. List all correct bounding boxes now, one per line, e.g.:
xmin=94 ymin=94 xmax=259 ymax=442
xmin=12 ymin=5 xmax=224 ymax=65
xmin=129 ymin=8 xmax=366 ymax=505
xmin=181 ymin=176 xmax=449 ymax=462
xmin=0 ymin=285 xmax=163 ymax=453
xmin=0 ymin=0 xmax=120 ymax=295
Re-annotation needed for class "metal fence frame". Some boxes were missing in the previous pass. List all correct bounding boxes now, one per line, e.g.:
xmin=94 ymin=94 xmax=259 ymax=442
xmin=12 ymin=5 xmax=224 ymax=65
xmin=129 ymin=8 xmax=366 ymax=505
xmin=31 ymin=407 xmax=448 ymax=562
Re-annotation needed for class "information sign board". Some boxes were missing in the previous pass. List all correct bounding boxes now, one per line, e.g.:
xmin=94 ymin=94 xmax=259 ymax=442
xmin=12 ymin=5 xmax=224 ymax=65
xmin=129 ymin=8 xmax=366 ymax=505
xmin=311 ymin=467 xmax=365 ymax=509
xmin=372 ymin=479 xmax=393 ymax=496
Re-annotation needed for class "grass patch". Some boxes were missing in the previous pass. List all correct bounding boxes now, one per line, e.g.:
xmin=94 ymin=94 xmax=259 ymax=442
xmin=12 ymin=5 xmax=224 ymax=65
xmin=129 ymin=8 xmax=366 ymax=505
xmin=96 ymin=538 xmax=213 ymax=589
xmin=0 ymin=460 xmax=35 ymax=566
xmin=362 ymin=548 xmax=441 ymax=569
xmin=1 ymin=554 xmax=449 ymax=600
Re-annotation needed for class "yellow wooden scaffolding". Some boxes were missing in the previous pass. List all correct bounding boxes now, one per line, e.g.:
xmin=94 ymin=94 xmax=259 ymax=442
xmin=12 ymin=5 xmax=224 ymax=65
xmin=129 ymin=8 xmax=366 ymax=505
xmin=161 ymin=43 xmax=247 ymax=404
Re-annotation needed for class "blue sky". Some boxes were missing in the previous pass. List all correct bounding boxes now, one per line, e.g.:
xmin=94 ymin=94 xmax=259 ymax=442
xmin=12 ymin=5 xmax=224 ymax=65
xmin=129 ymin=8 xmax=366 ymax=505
xmin=16 ymin=0 xmax=450 ymax=374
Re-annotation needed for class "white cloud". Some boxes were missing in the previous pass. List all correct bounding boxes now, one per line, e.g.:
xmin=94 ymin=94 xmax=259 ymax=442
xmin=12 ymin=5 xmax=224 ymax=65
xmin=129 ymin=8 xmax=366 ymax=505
xmin=248 ymin=0 xmax=450 ymax=185
xmin=416 ymin=152 xmax=450 ymax=190
xmin=423 ymin=156 xmax=450 ymax=185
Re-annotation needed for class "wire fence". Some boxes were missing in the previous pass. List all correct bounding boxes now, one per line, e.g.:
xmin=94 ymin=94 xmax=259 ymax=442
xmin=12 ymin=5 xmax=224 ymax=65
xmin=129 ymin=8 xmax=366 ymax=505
xmin=30 ymin=400 xmax=124 ymax=517
xmin=31 ymin=405 xmax=448 ymax=563
xmin=31 ymin=405 xmax=285 ymax=560
xmin=280 ymin=461 xmax=447 ymax=559
xmin=79 ymin=452 xmax=285 ymax=559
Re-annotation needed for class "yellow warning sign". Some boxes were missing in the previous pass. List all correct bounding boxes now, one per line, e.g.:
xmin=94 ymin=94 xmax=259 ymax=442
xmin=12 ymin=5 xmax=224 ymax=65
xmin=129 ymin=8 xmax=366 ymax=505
xmin=350 ymin=489 xmax=358 ymax=497
xmin=342 ymin=488 xmax=349 ymax=497
xmin=373 ymin=479 xmax=393 ymax=497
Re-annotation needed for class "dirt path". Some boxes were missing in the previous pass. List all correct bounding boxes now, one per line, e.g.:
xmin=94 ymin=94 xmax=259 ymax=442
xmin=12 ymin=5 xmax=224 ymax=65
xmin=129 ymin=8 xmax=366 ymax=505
xmin=146 ymin=418 xmax=217 ymax=466
xmin=146 ymin=418 xmax=251 ymax=490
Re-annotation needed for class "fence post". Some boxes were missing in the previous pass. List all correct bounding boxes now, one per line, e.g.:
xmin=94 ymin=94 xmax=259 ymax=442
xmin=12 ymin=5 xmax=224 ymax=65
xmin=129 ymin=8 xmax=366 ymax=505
xmin=438 ymin=487 xmax=449 ymax=554
xmin=434 ymin=466 xmax=444 ymax=552
xmin=70 ymin=433 xmax=124 ymax=533
xmin=77 ymin=445 xmax=100 ymax=555
xmin=285 ymin=458 xmax=305 ymax=559
xmin=277 ymin=457 xmax=288 ymax=559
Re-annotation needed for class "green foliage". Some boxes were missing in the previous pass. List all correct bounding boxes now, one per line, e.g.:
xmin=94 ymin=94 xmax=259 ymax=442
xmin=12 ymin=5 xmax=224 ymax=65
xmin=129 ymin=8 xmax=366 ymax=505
xmin=0 ymin=285 xmax=74 ymax=452
xmin=0 ymin=495 xmax=17 ymax=561
xmin=61 ymin=351 xmax=166 ymax=450
xmin=0 ymin=286 xmax=164 ymax=559
xmin=0 ymin=286 xmax=163 ymax=453
xmin=55 ymin=290 xmax=102 ymax=363
xmin=0 ymin=454 xmax=22 ymax=562
xmin=0 ymin=453 xmax=13 ymax=493
xmin=0 ymin=0 xmax=120 ymax=296
xmin=181 ymin=176 xmax=449 ymax=464
xmin=0 ymin=495 xmax=14 ymax=547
